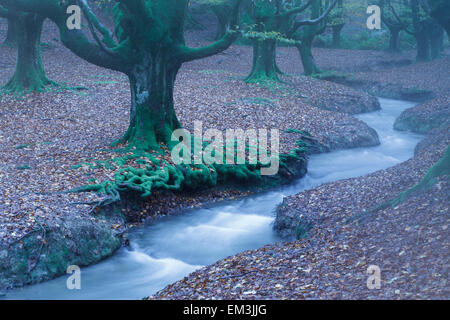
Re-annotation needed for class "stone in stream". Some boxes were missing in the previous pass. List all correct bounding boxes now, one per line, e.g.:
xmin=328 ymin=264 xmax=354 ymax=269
xmin=0 ymin=215 xmax=122 ymax=291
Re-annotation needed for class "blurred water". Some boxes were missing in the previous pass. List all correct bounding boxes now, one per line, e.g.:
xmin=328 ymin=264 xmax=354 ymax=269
xmin=3 ymin=98 xmax=423 ymax=300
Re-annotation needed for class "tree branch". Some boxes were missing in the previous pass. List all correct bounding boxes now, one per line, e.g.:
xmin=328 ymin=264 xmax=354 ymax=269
xmin=387 ymin=0 xmax=417 ymax=35
xmin=289 ymin=0 xmax=337 ymax=35
xmin=0 ymin=0 xmax=129 ymax=73
xmin=77 ymin=0 xmax=119 ymax=58
xmin=178 ymin=0 xmax=243 ymax=62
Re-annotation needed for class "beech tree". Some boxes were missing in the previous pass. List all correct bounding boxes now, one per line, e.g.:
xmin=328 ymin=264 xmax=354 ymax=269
xmin=327 ymin=0 xmax=344 ymax=48
xmin=379 ymin=0 xmax=406 ymax=52
xmin=243 ymin=0 xmax=337 ymax=82
xmin=288 ymin=0 xmax=337 ymax=75
xmin=422 ymin=0 xmax=450 ymax=38
xmin=0 ymin=5 xmax=55 ymax=93
xmin=0 ymin=0 xmax=243 ymax=150
xmin=386 ymin=0 xmax=444 ymax=61
xmin=0 ymin=0 xmax=302 ymax=199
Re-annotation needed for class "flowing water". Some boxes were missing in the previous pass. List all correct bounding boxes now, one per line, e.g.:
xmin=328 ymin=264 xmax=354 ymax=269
xmin=3 ymin=98 xmax=423 ymax=300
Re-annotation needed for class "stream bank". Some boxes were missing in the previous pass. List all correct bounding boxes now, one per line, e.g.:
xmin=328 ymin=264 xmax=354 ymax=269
xmin=2 ymin=97 xmax=425 ymax=299
xmin=150 ymin=103 xmax=449 ymax=300
xmin=0 ymin=148 xmax=308 ymax=291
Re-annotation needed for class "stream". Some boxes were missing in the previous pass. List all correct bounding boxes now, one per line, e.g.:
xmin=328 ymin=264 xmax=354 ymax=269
xmin=3 ymin=98 xmax=423 ymax=300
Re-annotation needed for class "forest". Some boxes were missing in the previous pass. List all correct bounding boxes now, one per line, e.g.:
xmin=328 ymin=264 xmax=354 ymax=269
xmin=0 ymin=0 xmax=448 ymax=302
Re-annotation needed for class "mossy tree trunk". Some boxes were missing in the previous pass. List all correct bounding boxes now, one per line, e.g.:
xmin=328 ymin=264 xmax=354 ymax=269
xmin=243 ymin=0 xmax=336 ymax=81
xmin=4 ymin=13 xmax=54 ymax=93
xmin=0 ymin=0 xmax=242 ymax=151
xmin=380 ymin=0 xmax=404 ymax=53
xmin=245 ymin=39 xmax=281 ymax=82
xmin=410 ymin=0 xmax=433 ymax=62
xmin=295 ymin=0 xmax=327 ymax=76
xmin=407 ymin=1 xmax=445 ymax=61
xmin=244 ymin=0 xmax=285 ymax=83
xmin=296 ymin=38 xmax=321 ymax=75
xmin=119 ymin=54 xmax=183 ymax=150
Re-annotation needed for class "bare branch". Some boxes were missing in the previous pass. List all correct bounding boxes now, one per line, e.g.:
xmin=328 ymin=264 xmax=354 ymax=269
xmin=178 ymin=0 xmax=243 ymax=63
xmin=77 ymin=0 xmax=119 ymax=58
xmin=289 ymin=0 xmax=337 ymax=35
xmin=387 ymin=0 xmax=417 ymax=35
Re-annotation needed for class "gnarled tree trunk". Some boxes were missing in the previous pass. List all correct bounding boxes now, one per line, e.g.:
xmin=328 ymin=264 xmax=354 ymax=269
xmin=118 ymin=52 xmax=183 ymax=151
xmin=295 ymin=0 xmax=327 ymax=76
xmin=296 ymin=39 xmax=321 ymax=75
xmin=245 ymin=39 xmax=281 ymax=82
xmin=4 ymin=13 xmax=54 ymax=93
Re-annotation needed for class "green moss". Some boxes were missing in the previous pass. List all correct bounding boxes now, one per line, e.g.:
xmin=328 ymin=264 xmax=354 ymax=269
xmin=69 ymin=135 xmax=308 ymax=205
xmin=15 ymin=143 xmax=34 ymax=149
xmin=1 ymin=12 xmax=57 ymax=95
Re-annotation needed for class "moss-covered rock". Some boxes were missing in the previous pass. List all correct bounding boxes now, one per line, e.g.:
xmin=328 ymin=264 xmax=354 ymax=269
xmin=0 ymin=216 xmax=121 ymax=290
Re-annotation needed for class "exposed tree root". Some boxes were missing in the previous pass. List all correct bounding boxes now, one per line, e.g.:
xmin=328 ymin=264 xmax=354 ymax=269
xmin=2 ymin=75 xmax=58 ymax=95
xmin=1 ymin=79 xmax=88 ymax=96
xmin=68 ymin=140 xmax=309 ymax=208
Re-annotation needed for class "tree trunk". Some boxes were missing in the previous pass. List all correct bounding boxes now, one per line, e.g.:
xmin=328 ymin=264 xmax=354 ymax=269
xmin=4 ymin=13 xmax=54 ymax=93
xmin=3 ymin=18 xmax=18 ymax=46
xmin=415 ymin=30 xmax=431 ymax=62
xmin=118 ymin=53 xmax=183 ymax=151
xmin=295 ymin=0 xmax=324 ymax=76
xmin=296 ymin=39 xmax=321 ymax=76
xmin=387 ymin=27 xmax=401 ymax=53
xmin=245 ymin=39 xmax=281 ymax=82
xmin=331 ymin=24 xmax=344 ymax=48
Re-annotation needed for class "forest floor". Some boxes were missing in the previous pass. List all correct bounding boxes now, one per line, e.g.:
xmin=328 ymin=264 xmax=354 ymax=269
xmin=150 ymin=126 xmax=449 ymax=300
xmin=0 ymin=20 xmax=449 ymax=295
xmin=0 ymin=21 xmax=383 ymax=246
xmin=149 ymin=26 xmax=450 ymax=299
